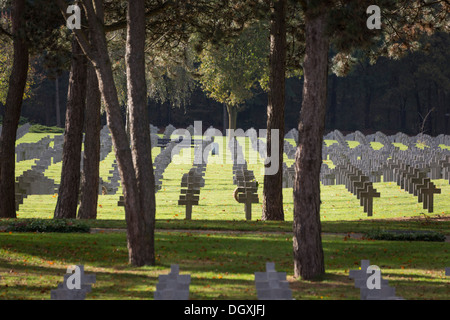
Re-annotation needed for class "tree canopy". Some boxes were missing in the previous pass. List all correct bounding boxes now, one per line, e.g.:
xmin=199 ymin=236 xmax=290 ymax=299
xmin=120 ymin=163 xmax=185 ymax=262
xmin=198 ymin=21 xmax=269 ymax=108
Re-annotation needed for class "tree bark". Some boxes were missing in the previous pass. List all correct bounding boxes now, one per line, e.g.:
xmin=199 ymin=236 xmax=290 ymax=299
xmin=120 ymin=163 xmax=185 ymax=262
xmin=227 ymin=105 xmax=238 ymax=130
xmin=223 ymin=104 xmax=227 ymax=133
xmin=125 ymin=0 xmax=156 ymax=265
xmin=64 ymin=0 xmax=151 ymax=266
xmin=262 ymin=0 xmax=286 ymax=221
xmin=54 ymin=38 xmax=87 ymax=219
xmin=77 ymin=62 xmax=101 ymax=219
xmin=293 ymin=9 xmax=328 ymax=280
xmin=0 ymin=0 xmax=29 ymax=218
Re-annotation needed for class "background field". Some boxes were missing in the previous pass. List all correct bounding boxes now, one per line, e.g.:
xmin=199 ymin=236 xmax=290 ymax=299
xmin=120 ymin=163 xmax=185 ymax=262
xmin=12 ymin=133 xmax=450 ymax=226
xmin=1 ymin=132 xmax=449 ymax=300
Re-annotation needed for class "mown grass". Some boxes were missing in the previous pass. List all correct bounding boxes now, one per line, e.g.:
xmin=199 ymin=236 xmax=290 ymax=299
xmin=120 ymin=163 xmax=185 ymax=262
xmin=0 ymin=231 xmax=448 ymax=300
xmin=7 ymin=134 xmax=450 ymax=234
xmin=1 ymin=133 xmax=448 ymax=300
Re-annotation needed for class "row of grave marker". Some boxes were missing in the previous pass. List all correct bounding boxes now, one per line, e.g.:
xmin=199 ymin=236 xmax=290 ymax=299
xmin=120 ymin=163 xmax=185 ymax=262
xmin=334 ymin=162 xmax=381 ymax=216
xmin=321 ymin=133 xmax=450 ymax=186
xmin=50 ymin=262 xmax=450 ymax=300
xmin=230 ymin=137 xmax=260 ymax=220
xmin=176 ymin=139 xmax=215 ymax=219
xmin=12 ymin=125 xmax=449 ymax=216
xmin=391 ymin=159 xmax=442 ymax=212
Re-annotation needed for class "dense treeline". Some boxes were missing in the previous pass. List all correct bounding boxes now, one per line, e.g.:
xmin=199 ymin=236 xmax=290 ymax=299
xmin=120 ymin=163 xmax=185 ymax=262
xmin=13 ymin=32 xmax=450 ymax=136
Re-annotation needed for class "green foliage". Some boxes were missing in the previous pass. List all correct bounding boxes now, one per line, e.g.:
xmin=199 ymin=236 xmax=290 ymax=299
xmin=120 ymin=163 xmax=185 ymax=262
xmin=197 ymin=21 xmax=269 ymax=108
xmin=109 ymin=32 xmax=197 ymax=109
xmin=364 ymin=229 xmax=446 ymax=242
xmin=6 ymin=218 xmax=90 ymax=233
xmin=0 ymin=0 xmax=68 ymax=97
xmin=326 ymin=0 xmax=450 ymax=76
xmin=0 ymin=37 xmax=35 ymax=104
xmin=146 ymin=53 xmax=197 ymax=109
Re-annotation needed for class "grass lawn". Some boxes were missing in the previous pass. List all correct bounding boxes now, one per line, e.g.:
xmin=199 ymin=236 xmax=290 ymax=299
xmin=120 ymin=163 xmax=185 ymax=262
xmin=0 ymin=231 xmax=448 ymax=300
xmin=0 ymin=133 xmax=449 ymax=300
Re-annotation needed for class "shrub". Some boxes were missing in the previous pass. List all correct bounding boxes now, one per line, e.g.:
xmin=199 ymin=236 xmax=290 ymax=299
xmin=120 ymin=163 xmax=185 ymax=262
xmin=19 ymin=116 xmax=30 ymax=126
xmin=29 ymin=124 xmax=64 ymax=133
xmin=364 ymin=229 xmax=446 ymax=242
xmin=6 ymin=219 xmax=90 ymax=233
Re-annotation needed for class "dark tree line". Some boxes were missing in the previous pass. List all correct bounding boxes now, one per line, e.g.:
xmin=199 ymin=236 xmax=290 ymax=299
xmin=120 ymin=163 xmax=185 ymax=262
xmin=19 ymin=31 xmax=450 ymax=137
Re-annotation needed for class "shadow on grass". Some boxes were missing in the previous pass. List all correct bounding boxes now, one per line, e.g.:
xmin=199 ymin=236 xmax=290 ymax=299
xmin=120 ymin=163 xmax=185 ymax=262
xmin=1 ymin=217 xmax=449 ymax=235
xmin=1 ymin=230 xmax=448 ymax=299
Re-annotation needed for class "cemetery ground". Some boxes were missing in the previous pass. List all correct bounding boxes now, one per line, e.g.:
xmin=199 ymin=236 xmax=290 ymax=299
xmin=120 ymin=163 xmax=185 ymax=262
xmin=0 ymin=131 xmax=449 ymax=300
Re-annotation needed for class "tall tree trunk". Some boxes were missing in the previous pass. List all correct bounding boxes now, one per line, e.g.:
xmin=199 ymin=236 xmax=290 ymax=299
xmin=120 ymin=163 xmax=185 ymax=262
xmin=62 ymin=0 xmax=151 ymax=266
xmin=293 ymin=9 xmax=328 ymax=280
xmin=77 ymin=62 xmax=101 ymax=219
xmin=55 ymin=77 xmax=61 ymax=127
xmin=262 ymin=0 xmax=286 ymax=221
xmin=227 ymin=105 xmax=238 ymax=130
xmin=54 ymin=38 xmax=87 ymax=219
xmin=125 ymin=0 xmax=156 ymax=265
xmin=0 ymin=0 xmax=29 ymax=218
xmin=223 ymin=104 xmax=227 ymax=133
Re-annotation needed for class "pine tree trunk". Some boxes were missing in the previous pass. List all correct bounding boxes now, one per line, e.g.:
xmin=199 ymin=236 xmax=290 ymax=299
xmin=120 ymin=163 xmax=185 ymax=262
xmin=0 ymin=0 xmax=29 ymax=218
xmin=223 ymin=104 xmax=227 ymax=133
xmin=262 ymin=0 xmax=286 ymax=221
xmin=77 ymin=62 xmax=101 ymax=219
xmin=125 ymin=0 xmax=156 ymax=266
xmin=76 ymin=0 xmax=145 ymax=265
xmin=293 ymin=9 xmax=328 ymax=280
xmin=227 ymin=106 xmax=238 ymax=130
xmin=54 ymin=38 xmax=87 ymax=219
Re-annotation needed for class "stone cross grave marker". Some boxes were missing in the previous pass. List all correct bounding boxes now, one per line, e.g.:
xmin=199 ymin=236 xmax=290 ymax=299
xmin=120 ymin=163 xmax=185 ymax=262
xmin=352 ymin=175 xmax=370 ymax=197
xmin=349 ymin=260 xmax=403 ymax=300
xmin=415 ymin=178 xmax=430 ymax=203
xmin=178 ymin=174 xmax=202 ymax=220
xmin=410 ymin=170 xmax=427 ymax=196
xmin=235 ymin=172 xmax=259 ymax=221
xmin=355 ymin=180 xmax=371 ymax=201
xmin=154 ymin=264 xmax=191 ymax=300
xmin=50 ymin=265 xmax=96 ymax=300
xmin=254 ymin=262 xmax=292 ymax=300
xmin=419 ymin=180 xmax=441 ymax=213
xmin=118 ymin=195 xmax=124 ymax=207
xmin=359 ymin=184 xmax=380 ymax=217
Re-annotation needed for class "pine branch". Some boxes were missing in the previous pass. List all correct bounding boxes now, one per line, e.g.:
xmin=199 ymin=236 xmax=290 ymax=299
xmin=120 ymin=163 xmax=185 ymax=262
xmin=0 ymin=25 xmax=11 ymax=38
xmin=104 ymin=0 xmax=174 ymax=33
xmin=55 ymin=0 xmax=93 ymax=59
